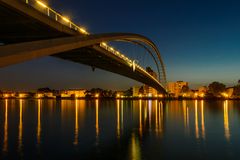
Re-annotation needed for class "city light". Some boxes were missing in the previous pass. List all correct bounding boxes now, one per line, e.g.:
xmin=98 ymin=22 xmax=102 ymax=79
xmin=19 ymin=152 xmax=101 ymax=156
xmin=132 ymin=60 xmax=136 ymax=72
xmin=222 ymin=93 xmax=229 ymax=98
xmin=62 ymin=16 xmax=70 ymax=23
xmin=36 ymin=1 xmax=47 ymax=8
xmin=95 ymin=94 xmax=99 ymax=98
xmin=158 ymin=94 xmax=163 ymax=98
xmin=147 ymin=93 xmax=152 ymax=97
xmin=3 ymin=0 xmax=240 ymax=158
xmin=109 ymin=47 xmax=114 ymax=51
xmin=194 ymin=93 xmax=198 ymax=97
xmin=101 ymin=42 xmax=107 ymax=47
xmin=79 ymin=28 xmax=87 ymax=34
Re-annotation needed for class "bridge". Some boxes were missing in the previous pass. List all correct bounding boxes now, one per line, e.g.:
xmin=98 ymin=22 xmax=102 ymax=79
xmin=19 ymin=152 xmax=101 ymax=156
xmin=0 ymin=0 xmax=167 ymax=93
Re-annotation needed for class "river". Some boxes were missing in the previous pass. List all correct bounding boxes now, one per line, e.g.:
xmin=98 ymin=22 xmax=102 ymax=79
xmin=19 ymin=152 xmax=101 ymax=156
xmin=0 ymin=99 xmax=240 ymax=159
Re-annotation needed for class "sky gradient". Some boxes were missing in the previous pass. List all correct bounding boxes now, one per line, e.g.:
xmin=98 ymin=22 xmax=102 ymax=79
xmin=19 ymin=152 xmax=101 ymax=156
xmin=0 ymin=0 xmax=240 ymax=91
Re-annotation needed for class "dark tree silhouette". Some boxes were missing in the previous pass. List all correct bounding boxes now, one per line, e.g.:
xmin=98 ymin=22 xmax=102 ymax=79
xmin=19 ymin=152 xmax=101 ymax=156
xmin=233 ymin=85 xmax=240 ymax=96
xmin=85 ymin=88 xmax=114 ymax=98
xmin=138 ymin=86 xmax=144 ymax=95
xmin=208 ymin=82 xmax=226 ymax=96
xmin=37 ymin=87 xmax=52 ymax=92
xmin=181 ymin=85 xmax=189 ymax=93
xmin=124 ymin=88 xmax=133 ymax=96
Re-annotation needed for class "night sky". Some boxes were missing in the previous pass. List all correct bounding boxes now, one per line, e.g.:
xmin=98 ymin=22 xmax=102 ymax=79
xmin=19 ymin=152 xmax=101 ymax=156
xmin=0 ymin=0 xmax=240 ymax=91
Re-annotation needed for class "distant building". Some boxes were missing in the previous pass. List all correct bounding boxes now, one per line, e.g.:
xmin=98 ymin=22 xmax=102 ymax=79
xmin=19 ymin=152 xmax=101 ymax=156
xmin=226 ymin=87 xmax=234 ymax=98
xmin=198 ymin=86 xmax=208 ymax=93
xmin=196 ymin=86 xmax=208 ymax=97
xmin=44 ymin=92 xmax=55 ymax=98
xmin=181 ymin=90 xmax=193 ymax=98
xmin=144 ymin=67 xmax=158 ymax=97
xmin=16 ymin=92 xmax=31 ymax=98
xmin=167 ymin=81 xmax=188 ymax=97
xmin=35 ymin=93 xmax=44 ymax=98
xmin=115 ymin=91 xmax=124 ymax=98
xmin=132 ymin=86 xmax=141 ymax=97
xmin=60 ymin=89 xmax=86 ymax=98
xmin=35 ymin=92 xmax=56 ymax=98
xmin=144 ymin=85 xmax=158 ymax=97
xmin=1 ymin=91 xmax=15 ymax=98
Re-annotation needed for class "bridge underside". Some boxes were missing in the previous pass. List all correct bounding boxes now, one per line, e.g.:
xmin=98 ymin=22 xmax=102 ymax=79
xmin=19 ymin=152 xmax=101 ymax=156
xmin=53 ymin=46 xmax=163 ymax=92
xmin=0 ymin=0 xmax=166 ymax=93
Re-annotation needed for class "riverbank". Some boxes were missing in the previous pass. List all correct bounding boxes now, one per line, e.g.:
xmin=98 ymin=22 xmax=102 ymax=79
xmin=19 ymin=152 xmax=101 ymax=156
xmin=1 ymin=96 xmax=240 ymax=100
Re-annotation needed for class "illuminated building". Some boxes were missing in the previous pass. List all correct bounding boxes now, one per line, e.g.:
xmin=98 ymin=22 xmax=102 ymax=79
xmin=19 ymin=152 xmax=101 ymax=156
xmin=35 ymin=92 xmax=55 ymax=98
xmin=225 ymin=87 xmax=234 ymax=98
xmin=132 ymin=86 xmax=141 ymax=97
xmin=1 ymin=92 xmax=15 ymax=98
xmin=195 ymin=86 xmax=208 ymax=98
xmin=115 ymin=91 xmax=124 ymax=97
xmin=198 ymin=86 xmax=208 ymax=93
xmin=17 ymin=92 xmax=30 ymax=98
xmin=43 ymin=92 xmax=55 ymax=98
xmin=167 ymin=81 xmax=188 ymax=97
xmin=60 ymin=89 xmax=86 ymax=98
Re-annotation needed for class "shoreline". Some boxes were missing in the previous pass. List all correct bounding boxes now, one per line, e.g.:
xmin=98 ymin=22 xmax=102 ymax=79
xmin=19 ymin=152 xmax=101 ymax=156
xmin=1 ymin=97 xmax=240 ymax=101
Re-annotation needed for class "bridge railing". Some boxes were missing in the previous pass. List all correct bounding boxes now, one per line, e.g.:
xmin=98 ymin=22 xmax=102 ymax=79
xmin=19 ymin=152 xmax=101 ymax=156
xmin=22 ymin=0 xmax=89 ymax=34
xmin=99 ymin=42 xmax=162 ymax=86
xmin=21 ymin=0 xmax=162 ymax=86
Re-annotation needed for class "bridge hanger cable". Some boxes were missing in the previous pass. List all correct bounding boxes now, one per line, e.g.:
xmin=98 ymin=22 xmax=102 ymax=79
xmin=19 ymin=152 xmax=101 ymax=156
xmin=91 ymin=33 xmax=167 ymax=86
xmin=117 ymin=39 xmax=162 ymax=82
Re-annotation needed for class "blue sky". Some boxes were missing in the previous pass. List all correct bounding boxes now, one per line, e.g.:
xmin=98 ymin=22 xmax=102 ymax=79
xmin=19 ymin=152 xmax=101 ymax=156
xmin=0 ymin=0 xmax=240 ymax=90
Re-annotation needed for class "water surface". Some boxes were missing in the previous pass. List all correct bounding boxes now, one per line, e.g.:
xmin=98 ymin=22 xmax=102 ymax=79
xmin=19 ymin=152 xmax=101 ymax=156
xmin=1 ymin=99 xmax=240 ymax=159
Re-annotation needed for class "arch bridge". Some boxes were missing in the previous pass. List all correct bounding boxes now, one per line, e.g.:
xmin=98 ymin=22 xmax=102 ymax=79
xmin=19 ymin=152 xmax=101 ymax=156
xmin=0 ymin=0 xmax=167 ymax=93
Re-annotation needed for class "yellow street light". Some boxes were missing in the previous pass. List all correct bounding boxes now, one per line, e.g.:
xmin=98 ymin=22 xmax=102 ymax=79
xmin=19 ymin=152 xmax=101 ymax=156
xmin=101 ymin=42 xmax=107 ymax=47
xmin=222 ymin=93 xmax=229 ymax=98
xmin=95 ymin=94 xmax=99 ymax=98
xmin=37 ymin=1 xmax=47 ymax=8
xmin=37 ymin=94 xmax=41 ymax=98
xmin=62 ymin=16 xmax=70 ymax=23
xmin=109 ymin=47 xmax=114 ymax=51
xmin=79 ymin=28 xmax=88 ymax=34
xmin=194 ymin=93 xmax=198 ymax=97
xmin=159 ymin=94 xmax=163 ymax=98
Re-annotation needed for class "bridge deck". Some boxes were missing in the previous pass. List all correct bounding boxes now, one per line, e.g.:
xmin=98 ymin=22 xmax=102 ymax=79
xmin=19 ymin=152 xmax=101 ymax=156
xmin=0 ymin=0 xmax=166 ymax=93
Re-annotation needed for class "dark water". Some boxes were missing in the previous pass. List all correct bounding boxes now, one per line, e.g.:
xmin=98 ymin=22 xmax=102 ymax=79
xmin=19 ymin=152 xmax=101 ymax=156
xmin=0 ymin=99 xmax=240 ymax=159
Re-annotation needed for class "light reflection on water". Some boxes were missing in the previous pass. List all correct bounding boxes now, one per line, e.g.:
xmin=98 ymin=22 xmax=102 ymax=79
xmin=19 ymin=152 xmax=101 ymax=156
xmin=0 ymin=99 xmax=240 ymax=159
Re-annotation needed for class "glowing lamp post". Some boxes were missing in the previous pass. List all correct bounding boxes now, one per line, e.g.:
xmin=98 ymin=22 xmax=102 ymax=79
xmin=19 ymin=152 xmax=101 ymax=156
xmin=95 ymin=94 xmax=99 ymax=98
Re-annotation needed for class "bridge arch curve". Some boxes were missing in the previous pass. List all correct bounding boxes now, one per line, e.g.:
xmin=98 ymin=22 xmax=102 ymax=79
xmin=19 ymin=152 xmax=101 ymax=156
xmin=0 ymin=33 xmax=167 ymax=92
xmin=90 ymin=33 xmax=167 ymax=86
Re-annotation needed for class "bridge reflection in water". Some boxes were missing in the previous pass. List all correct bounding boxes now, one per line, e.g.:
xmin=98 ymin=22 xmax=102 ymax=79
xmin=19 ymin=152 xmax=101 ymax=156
xmin=0 ymin=99 xmax=239 ymax=159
